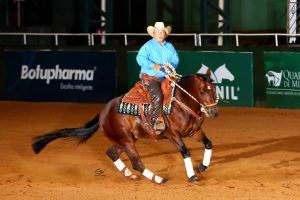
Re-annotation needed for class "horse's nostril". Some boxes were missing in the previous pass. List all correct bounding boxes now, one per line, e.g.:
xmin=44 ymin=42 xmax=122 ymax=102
xmin=213 ymin=111 xmax=219 ymax=117
xmin=207 ymin=108 xmax=219 ymax=118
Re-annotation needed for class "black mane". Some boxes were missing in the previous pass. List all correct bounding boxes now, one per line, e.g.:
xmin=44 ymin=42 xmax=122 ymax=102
xmin=196 ymin=73 xmax=213 ymax=82
xmin=180 ymin=73 xmax=213 ymax=83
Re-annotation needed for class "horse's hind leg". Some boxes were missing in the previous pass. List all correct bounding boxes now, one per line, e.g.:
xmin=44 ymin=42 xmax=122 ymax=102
xmin=106 ymin=145 xmax=137 ymax=179
xmin=193 ymin=129 xmax=212 ymax=173
xmin=124 ymin=142 xmax=167 ymax=184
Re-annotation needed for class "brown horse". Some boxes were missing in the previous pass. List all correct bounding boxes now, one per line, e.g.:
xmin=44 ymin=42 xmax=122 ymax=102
xmin=32 ymin=70 xmax=219 ymax=184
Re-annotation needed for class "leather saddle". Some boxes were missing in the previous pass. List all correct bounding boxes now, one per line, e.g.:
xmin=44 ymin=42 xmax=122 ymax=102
xmin=121 ymin=77 xmax=175 ymax=114
xmin=119 ymin=77 xmax=176 ymax=136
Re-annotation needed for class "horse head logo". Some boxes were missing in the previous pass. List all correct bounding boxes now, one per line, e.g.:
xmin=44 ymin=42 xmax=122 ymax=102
xmin=265 ymin=70 xmax=283 ymax=87
xmin=197 ymin=64 xmax=234 ymax=84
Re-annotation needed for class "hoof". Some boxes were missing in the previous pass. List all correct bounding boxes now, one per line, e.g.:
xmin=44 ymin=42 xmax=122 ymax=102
xmin=188 ymin=175 xmax=199 ymax=183
xmin=197 ymin=163 xmax=207 ymax=173
xmin=160 ymin=178 xmax=168 ymax=184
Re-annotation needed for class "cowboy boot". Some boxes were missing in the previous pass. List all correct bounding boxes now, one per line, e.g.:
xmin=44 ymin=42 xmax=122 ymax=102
xmin=144 ymin=80 xmax=166 ymax=132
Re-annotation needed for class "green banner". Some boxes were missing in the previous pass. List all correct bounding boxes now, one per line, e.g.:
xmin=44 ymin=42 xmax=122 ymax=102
xmin=264 ymin=52 xmax=300 ymax=109
xmin=128 ymin=51 xmax=253 ymax=107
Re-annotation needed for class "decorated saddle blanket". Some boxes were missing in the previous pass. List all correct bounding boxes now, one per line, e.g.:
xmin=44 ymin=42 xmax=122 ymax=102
xmin=118 ymin=78 xmax=176 ymax=116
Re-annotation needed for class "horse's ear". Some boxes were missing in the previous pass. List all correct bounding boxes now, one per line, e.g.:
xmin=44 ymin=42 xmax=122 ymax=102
xmin=206 ymin=68 xmax=211 ymax=77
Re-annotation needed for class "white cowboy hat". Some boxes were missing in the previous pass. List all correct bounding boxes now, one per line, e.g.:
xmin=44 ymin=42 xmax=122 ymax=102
xmin=147 ymin=22 xmax=172 ymax=37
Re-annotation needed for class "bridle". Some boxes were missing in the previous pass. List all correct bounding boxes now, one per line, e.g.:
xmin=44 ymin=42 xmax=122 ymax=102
xmin=160 ymin=65 xmax=219 ymax=119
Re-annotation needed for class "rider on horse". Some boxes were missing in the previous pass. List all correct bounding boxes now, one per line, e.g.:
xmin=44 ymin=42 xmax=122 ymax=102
xmin=136 ymin=22 xmax=179 ymax=132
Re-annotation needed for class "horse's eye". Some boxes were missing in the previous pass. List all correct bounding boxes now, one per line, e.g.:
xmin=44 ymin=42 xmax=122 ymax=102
xmin=200 ymin=90 xmax=205 ymax=95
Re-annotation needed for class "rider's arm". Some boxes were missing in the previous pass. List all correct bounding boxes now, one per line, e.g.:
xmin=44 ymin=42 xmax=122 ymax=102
xmin=168 ymin=44 xmax=179 ymax=69
xmin=136 ymin=44 xmax=155 ymax=70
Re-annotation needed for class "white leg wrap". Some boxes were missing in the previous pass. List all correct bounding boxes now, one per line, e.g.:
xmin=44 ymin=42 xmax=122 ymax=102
xmin=184 ymin=157 xmax=195 ymax=178
xmin=113 ymin=159 xmax=125 ymax=171
xmin=142 ymin=168 xmax=154 ymax=180
xmin=203 ymin=149 xmax=212 ymax=166
xmin=142 ymin=169 xmax=163 ymax=184
xmin=113 ymin=159 xmax=132 ymax=177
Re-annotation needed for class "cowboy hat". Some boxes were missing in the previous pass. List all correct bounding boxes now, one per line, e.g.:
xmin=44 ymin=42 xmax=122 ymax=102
xmin=147 ymin=22 xmax=172 ymax=36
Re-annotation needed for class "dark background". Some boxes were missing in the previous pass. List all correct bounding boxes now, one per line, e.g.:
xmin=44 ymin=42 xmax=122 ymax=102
xmin=1 ymin=0 xmax=295 ymax=34
xmin=0 ymin=0 xmax=147 ymax=33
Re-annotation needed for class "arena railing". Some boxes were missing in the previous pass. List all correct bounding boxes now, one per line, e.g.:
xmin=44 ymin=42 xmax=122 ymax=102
xmin=0 ymin=32 xmax=300 ymax=46
xmin=197 ymin=33 xmax=300 ymax=47
xmin=0 ymin=33 xmax=91 ymax=46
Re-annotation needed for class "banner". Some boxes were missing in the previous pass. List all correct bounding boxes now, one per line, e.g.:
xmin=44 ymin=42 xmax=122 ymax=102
xmin=4 ymin=51 xmax=117 ymax=102
xmin=264 ymin=52 xmax=300 ymax=109
xmin=128 ymin=51 xmax=253 ymax=107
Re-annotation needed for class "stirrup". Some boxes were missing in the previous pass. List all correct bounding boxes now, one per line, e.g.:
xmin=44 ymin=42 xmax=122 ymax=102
xmin=142 ymin=123 xmax=158 ymax=140
xmin=143 ymin=122 xmax=150 ymax=128
xmin=153 ymin=117 xmax=166 ymax=131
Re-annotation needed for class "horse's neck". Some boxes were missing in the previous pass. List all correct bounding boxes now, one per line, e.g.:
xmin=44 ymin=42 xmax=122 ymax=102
xmin=176 ymin=78 xmax=200 ymax=110
xmin=172 ymin=79 xmax=203 ymax=128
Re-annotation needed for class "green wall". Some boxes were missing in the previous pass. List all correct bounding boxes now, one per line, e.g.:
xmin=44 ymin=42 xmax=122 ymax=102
xmin=231 ymin=0 xmax=287 ymax=32
xmin=146 ymin=0 xmax=287 ymax=32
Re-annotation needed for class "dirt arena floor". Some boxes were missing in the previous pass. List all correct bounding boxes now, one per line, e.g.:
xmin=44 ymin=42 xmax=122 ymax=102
xmin=0 ymin=101 xmax=299 ymax=200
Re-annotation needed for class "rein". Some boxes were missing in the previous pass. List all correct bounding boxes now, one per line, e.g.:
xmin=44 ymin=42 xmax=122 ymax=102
xmin=159 ymin=67 xmax=218 ymax=116
xmin=172 ymin=97 xmax=204 ymax=122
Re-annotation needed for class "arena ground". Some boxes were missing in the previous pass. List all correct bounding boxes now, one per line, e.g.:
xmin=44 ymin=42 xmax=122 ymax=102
xmin=0 ymin=101 xmax=299 ymax=200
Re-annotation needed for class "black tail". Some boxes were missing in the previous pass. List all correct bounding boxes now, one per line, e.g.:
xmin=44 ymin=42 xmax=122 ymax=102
xmin=32 ymin=114 xmax=100 ymax=154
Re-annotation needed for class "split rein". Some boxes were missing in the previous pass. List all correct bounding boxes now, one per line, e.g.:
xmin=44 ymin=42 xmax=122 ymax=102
xmin=159 ymin=66 xmax=219 ymax=120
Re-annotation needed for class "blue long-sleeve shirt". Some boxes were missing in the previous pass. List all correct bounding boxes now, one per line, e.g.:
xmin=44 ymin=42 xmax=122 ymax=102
xmin=136 ymin=38 xmax=179 ymax=79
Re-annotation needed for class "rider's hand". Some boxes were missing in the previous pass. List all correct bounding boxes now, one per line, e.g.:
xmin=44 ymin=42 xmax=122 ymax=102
xmin=164 ymin=63 xmax=175 ymax=71
xmin=164 ymin=62 xmax=170 ymax=68
xmin=153 ymin=64 xmax=161 ymax=71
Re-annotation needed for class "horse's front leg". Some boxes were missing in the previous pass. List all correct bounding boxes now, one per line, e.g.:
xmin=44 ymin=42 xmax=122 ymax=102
xmin=167 ymin=134 xmax=199 ymax=182
xmin=193 ymin=129 xmax=212 ymax=173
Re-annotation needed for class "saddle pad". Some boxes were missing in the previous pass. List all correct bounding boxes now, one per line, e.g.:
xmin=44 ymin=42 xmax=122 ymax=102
xmin=118 ymin=79 xmax=176 ymax=116
xmin=118 ymin=101 xmax=174 ymax=116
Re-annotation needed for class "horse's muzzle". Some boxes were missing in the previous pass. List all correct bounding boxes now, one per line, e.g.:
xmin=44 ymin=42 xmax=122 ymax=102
xmin=205 ymin=106 xmax=219 ymax=118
